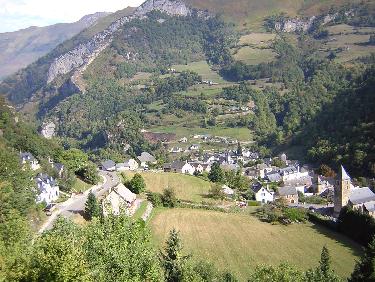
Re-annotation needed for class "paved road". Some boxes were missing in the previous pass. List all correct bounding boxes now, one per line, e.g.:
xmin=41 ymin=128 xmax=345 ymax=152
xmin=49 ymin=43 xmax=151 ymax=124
xmin=39 ymin=170 xmax=120 ymax=233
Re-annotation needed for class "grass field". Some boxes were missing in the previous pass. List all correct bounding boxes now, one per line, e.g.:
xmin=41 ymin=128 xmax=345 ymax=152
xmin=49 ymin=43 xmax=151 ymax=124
xmin=150 ymin=208 xmax=362 ymax=280
xmin=234 ymin=47 xmax=276 ymax=65
xmin=172 ymin=61 xmax=227 ymax=83
xmin=72 ymin=178 xmax=91 ymax=193
xmin=151 ymin=124 xmax=252 ymax=141
xmin=123 ymin=172 xmax=212 ymax=203
xmin=238 ymin=33 xmax=276 ymax=45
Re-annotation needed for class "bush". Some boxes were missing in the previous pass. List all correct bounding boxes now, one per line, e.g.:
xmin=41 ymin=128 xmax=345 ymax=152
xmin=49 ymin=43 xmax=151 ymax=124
xmin=128 ymin=173 xmax=146 ymax=194
xmin=147 ymin=192 xmax=163 ymax=207
xmin=162 ymin=187 xmax=177 ymax=208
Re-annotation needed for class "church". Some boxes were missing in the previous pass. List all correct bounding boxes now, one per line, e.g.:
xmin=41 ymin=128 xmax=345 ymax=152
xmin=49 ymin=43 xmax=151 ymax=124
xmin=334 ymin=166 xmax=375 ymax=217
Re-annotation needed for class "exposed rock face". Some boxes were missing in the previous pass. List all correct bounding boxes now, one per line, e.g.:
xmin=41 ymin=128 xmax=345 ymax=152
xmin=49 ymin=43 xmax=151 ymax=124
xmin=40 ymin=121 xmax=56 ymax=139
xmin=47 ymin=0 xmax=191 ymax=89
xmin=274 ymin=12 xmax=339 ymax=33
xmin=134 ymin=0 xmax=190 ymax=17
xmin=275 ymin=17 xmax=316 ymax=33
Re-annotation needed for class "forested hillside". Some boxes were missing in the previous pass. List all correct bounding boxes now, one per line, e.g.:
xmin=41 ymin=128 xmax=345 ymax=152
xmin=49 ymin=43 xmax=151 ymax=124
xmin=0 ymin=0 xmax=374 ymax=177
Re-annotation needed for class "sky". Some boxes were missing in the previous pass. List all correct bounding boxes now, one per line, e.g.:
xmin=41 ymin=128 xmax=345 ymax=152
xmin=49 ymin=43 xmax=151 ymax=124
xmin=0 ymin=0 xmax=145 ymax=33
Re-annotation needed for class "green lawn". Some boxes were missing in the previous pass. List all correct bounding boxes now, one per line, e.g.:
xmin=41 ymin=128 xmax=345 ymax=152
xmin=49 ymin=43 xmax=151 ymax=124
xmin=123 ymin=172 xmax=212 ymax=203
xmin=72 ymin=177 xmax=91 ymax=193
xmin=133 ymin=200 xmax=148 ymax=220
xmin=150 ymin=208 xmax=362 ymax=281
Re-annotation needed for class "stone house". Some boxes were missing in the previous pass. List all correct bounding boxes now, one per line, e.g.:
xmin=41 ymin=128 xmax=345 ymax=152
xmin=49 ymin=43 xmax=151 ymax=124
xmin=103 ymin=183 xmax=136 ymax=216
xmin=277 ymin=186 xmax=299 ymax=204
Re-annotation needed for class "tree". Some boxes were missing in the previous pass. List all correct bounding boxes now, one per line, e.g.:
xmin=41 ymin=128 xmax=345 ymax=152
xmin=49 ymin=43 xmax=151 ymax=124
xmin=129 ymin=173 xmax=146 ymax=194
xmin=85 ymin=192 xmax=100 ymax=220
xmin=57 ymin=148 xmax=88 ymax=173
xmin=78 ymin=162 xmax=100 ymax=185
xmin=209 ymin=184 xmax=225 ymax=200
xmin=208 ymin=162 xmax=224 ymax=183
xmin=162 ymin=187 xmax=177 ymax=208
xmin=305 ymin=246 xmax=341 ymax=282
xmin=350 ymin=237 xmax=375 ymax=281
xmin=318 ymin=164 xmax=336 ymax=178
xmin=160 ymin=229 xmax=189 ymax=282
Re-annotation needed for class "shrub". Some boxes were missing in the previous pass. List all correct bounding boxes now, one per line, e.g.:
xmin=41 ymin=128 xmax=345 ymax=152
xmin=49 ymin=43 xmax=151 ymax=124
xmin=147 ymin=192 xmax=163 ymax=207
xmin=162 ymin=187 xmax=177 ymax=208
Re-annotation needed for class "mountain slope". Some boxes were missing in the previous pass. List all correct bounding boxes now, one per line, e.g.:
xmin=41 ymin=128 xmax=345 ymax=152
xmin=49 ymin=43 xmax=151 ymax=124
xmin=0 ymin=12 xmax=110 ymax=80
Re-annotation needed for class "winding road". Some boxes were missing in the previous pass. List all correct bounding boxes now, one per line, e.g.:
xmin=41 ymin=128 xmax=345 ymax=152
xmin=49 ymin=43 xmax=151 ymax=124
xmin=39 ymin=170 xmax=120 ymax=233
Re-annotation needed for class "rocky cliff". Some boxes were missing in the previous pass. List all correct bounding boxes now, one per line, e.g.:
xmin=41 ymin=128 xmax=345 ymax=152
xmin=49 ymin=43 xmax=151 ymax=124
xmin=47 ymin=0 xmax=191 ymax=91
xmin=274 ymin=12 xmax=344 ymax=33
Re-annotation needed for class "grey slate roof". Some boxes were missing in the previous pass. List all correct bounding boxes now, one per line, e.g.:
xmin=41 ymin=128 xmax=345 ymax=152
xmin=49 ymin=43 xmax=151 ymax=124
xmin=266 ymin=172 xmax=282 ymax=182
xmin=137 ymin=152 xmax=156 ymax=163
xmin=278 ymin=186 xmax=298 ymax=196
xmin=251 ymin=182 xmax=263 ymax=193
xmin=170 ymin=160 xmax=187 ymax=170
xmin=349 ymin=187 xmax=375 ymax=205
xmin=20 ymin=152 xmax=35 ymax=161
xmin=102 ymin=160 xmax=116 ymax=170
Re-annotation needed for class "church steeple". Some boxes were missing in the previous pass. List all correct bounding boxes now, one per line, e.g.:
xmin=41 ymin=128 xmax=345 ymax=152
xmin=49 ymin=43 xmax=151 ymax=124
xmin=334 ymin=165 xmax=352 ymax=217
xmin=340 ymin=165 xmax=351 ymax=181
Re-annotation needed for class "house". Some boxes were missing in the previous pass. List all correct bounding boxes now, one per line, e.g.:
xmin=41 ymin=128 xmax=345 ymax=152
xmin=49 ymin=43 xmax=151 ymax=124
xmin=101 ymin=160 xmax=116 ymax=171
xmin=125 ymin=159 xmax=139 ymax=170
xmin=189 ymin=144 xmax=200 ymax=150
xmin=279 ymin=166 xmax=308 ymax=182
xmin=201 ymin=163 xmax=211 ymax=173
xmin=277 ymin=186 xmax=299 ymax=204
xmin=315 ymin=175 xmax=335 ymax=195
xmin=252 ymin=183 xmax=274 ymax=204
xmin=190 ymin=162 xmax=204 ymax=174
xmin=334 ymin=166 xmax=375 ymax=218
xmin=52 ymin=163 xmax=65 ymax=177
xmin=265 ymin=172 xmax=282 ymax=183
xmin=117 ymin=159 xmax=139 ymax=171
xmin=169 ymin=147 xmax=183 ymax=153
xmin=164 ymin=161 xmax=195 ymax=175
xmin=35 ymin=173 xmax=60 ymax=204
xmin=103 ymin=183 xmax=136 ymax=216
xmin=20 ymin=152 xmax=40 ymax=171
xmin=179 ymin=137 xmax=188 ymax=143
xmin=202 ymin=154 xmax=216 ymax=164
xmin=222 ymin=185 xmax=234 ymax=196
xmin=137 ymin=152 xmax=157 ymax=168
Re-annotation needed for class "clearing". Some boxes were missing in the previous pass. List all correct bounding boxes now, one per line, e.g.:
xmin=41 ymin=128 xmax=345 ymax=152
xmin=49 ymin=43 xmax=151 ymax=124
xmin=150 ymin=208 xmax=362 ymax=280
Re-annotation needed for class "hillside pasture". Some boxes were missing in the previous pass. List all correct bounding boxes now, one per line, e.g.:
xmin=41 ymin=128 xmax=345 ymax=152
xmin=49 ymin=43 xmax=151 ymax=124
xmin=172 ymin=61 xmax=226 ymax=83
xmin=234 ymin=46 xmax=276 ymax=65
xmin=151 ymin=208 xmax=362 ymax=280
xmin=151 ymin=124 xmax=252 ymax=141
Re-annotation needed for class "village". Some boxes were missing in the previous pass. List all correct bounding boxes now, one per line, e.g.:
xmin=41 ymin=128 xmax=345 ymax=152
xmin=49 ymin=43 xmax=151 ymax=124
xmin=22 ymin=129 xmax=375 ymax=228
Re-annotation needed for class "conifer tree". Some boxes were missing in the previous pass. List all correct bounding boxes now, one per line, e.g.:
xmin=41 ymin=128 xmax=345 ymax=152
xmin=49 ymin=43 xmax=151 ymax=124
xmin=85 ymin=191 xmax=100 ymax=220
xmin=160 ymin=229 xmax=189 ymax=282
xmin=350 ymin=237 xmax=375 ymax=282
